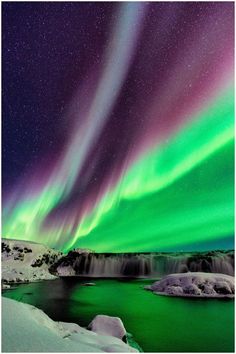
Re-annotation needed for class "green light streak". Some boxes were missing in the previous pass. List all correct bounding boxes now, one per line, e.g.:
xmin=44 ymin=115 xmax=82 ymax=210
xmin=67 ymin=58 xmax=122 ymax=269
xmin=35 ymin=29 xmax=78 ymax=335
xmin=3 ymin=86 xmax=234 ymax=252
xmin=72 ymin=139 xmax=234 ymax=252
xmin=68 ymin=86 xmax=234 ymax=251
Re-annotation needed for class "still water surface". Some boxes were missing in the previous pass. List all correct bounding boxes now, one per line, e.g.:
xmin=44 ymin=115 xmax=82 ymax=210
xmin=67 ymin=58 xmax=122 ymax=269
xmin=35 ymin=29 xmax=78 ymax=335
xmin=2 ymin=278 xmax=234 ymax=352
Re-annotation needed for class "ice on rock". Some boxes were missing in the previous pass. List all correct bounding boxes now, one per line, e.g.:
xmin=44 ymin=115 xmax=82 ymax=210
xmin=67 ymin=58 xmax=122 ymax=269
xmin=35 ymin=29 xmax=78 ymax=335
xmin=56 ymin=265 xmax=76 ymax=276
xmin=2 ymin=283 xmax=10 ymax=289
xmin=165 ymin=285 xmax=184 ymax=296
xmin=88 ymin=315 xmax=126 ymax=340
xmin=213 ymin=281 xmax=233 ymax=295
xmin=146 ymin=272 xmax=234 ymax=298
xmin=183 ymin=284 xmax=201 ymax=296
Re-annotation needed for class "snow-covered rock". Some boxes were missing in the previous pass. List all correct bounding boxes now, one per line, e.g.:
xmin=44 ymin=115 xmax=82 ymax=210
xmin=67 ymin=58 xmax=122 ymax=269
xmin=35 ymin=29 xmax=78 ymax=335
xmin=73 ymin=248 xmax=94 ymax=254
xmin=145 ymin=272 xmax=234 ymax=298
xmin=2 ymin=297 xmax=137 ymax=352
xmin=2 ymin=283 xmax=10 ymax=289
xmin=2 ymin=238 xmax=63 ymax=284
xmin=56 ymin=264 xmax=76 ymax=276
xmin=88 ymin=315 xmax=126 ymax=340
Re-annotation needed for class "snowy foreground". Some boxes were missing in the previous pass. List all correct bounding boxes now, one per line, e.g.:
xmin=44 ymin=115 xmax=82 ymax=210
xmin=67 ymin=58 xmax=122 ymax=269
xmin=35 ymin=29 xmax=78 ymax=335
xmin=145 ymin=272 xmax=235 ymax=298
xmin=2 ymin=239 xmax=62 ymax=284
xmin=2 ymin=297 xmax=138 ymax=353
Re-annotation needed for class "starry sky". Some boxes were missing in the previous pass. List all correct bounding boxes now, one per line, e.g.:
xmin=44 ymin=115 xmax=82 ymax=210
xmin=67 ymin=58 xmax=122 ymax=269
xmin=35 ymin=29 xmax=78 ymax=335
xmin=2 ymin=2 xmax=234 ymax=252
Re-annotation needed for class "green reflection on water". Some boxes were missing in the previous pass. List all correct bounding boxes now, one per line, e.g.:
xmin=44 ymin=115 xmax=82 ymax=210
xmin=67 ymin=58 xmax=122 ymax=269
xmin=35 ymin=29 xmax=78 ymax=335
xmin=3 ymin=278 xmax=234 ymax=352
xmin=68 ymin=279 xmax=234 ymax=352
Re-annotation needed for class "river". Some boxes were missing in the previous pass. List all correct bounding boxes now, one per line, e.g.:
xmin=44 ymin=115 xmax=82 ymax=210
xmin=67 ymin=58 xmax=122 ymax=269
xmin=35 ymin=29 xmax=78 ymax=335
xmin=2 ymin=277 xmax=234 ymax=352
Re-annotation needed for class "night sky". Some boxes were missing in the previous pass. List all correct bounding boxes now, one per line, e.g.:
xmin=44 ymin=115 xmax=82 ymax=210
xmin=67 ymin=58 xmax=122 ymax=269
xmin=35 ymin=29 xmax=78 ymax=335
xmin=2 ymin=2 xmax=234 ymax=252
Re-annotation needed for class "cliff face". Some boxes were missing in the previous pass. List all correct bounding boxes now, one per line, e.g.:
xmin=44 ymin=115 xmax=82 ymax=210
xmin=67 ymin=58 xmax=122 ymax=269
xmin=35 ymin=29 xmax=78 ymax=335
xmin=50 ymin=250 xmax=234 ymax=278
xmin=2 ymin=239 xmax=234 ymax=281
xmin=2 ymin=238 xmax=63 ymax=284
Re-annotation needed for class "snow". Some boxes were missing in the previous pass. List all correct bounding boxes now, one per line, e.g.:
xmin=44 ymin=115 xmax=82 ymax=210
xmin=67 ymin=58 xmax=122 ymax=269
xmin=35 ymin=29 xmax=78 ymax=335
xmin=2 ymin=284 xmax=10 ymax=289
xmin=73 ymin=248 xmax=94 ymax=254
xmin=2 ymin=238 xmax=63 ymax=284
xmin=145 ymin=272 xmax=235 ymax=298
xmin=2 ymin=297 xmax=138 ymax=352
xmin=56 ymin=264 xmax=76 ymax=276
xmin=88 ymin=315 xmax=126 ymax=340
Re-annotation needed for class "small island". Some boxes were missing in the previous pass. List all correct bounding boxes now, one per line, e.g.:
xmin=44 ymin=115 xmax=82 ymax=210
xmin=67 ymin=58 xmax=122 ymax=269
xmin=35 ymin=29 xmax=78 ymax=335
xmin=145 ymin=272 xmax=234 ymax=298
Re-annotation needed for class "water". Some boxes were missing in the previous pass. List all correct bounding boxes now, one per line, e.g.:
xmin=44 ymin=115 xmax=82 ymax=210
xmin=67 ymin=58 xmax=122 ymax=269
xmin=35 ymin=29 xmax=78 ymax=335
xmin=52 ymin=251 xmax=234 ymax=277
xmin=2 ymin=278 xmax=234 ymax=352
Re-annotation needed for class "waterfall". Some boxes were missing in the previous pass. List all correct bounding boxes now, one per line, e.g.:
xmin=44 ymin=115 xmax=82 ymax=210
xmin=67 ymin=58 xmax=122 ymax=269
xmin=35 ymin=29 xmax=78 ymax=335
xmin=50 ymin=250 xmax=234 ymax=277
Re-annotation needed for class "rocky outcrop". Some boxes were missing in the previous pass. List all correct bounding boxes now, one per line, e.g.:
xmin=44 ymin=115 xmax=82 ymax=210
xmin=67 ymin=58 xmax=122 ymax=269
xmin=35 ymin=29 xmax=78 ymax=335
xmin=49 ymin=250 xmax=234 ymax=277
xmin=88 ymin=315 xmax=126 ymax=340
xmin=145 ymin=272 xmax=235 ymax=298
xmin=2 ymin=239 xmax=63 ymax=285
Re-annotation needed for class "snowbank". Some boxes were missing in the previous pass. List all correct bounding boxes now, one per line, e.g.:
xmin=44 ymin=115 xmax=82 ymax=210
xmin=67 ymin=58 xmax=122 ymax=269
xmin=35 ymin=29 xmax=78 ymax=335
xmin=2 ymin=239 xmax=63 ymax=284
xmin=2 ymin=297 xmax=137 ymax=352
xmin=145 ymin=272 xmax=234 ymax=298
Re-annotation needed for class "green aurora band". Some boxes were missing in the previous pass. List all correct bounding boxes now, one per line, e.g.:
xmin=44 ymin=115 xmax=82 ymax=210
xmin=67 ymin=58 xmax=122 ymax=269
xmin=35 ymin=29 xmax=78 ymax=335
xmin=3 ymin=86 xmax=234 ymax=252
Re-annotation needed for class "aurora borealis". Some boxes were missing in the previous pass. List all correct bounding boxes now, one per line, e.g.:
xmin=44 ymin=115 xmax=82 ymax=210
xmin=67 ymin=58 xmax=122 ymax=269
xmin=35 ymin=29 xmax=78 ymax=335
xmin=2 ymin=2 xmax=234 ymax=252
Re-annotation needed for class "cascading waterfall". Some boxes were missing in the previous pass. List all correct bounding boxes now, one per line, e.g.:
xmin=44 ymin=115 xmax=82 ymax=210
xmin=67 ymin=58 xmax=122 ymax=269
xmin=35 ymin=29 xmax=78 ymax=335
xmin=50 ymin=250 xmax=234 ymax=277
